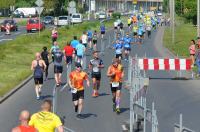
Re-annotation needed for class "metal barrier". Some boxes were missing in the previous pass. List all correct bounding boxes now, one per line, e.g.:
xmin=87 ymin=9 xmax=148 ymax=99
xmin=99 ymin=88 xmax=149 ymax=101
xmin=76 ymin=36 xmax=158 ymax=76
xmin=127 ymin=56 xmax=159 ymax=132
xmin=174 ymin=114 xmax=195 ymax=132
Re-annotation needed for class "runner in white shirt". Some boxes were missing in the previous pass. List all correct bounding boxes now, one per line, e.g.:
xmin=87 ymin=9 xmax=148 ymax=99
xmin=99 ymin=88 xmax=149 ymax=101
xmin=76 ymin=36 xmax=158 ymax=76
xmin=81 ymin=31 xmax=88 ymax=48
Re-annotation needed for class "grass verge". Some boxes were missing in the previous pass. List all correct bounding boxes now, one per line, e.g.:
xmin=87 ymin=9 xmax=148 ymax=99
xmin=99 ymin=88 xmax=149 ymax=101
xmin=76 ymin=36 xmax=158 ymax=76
xmin=0 ymin=19 xmax=115 ymax=97
xmin=163 ymin=17 xmax=196 ymax=57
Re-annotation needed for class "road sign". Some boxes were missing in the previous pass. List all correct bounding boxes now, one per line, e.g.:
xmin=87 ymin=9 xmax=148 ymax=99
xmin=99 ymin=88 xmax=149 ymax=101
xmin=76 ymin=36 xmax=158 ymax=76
xmin=35 ymin=0 xmax=44 ymax=7
xmin=69 ymin=1 xmax=76 ymax=8
xmin=67 ymin=7 xmax=76 ymax=14
xmin=36 ymin=7 xmax=44 ymax=15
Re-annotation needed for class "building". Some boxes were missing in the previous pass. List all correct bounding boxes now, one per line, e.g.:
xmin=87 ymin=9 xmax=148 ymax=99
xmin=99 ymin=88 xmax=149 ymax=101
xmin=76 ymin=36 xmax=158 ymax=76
xmin=82 ymin=0 xmax=163 ymax=12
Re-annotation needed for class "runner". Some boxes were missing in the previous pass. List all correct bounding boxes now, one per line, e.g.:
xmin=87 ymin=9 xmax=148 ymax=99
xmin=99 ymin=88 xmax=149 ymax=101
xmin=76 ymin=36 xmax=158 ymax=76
xmin=5 ymin=23 xmax=11 ymax=35
xmin=189 ymin=40 xmax=196 ymax=67
xmin=89 ymin=51 xmax=104 ymax=97
xmin=29 ymin=100 xmax=63 ymax=132
xmin=127 ymin=17 xmax=132 ymax=30
xmin=132 ymin=24 xmax=138 ymax=43
xmin=195 ymin=46 xmax=200 ymax=77
xmin=113 ymin=39 xmax=123 ymax=60
xmin=137 ymin=24 xmax=144 ymax=44
xmin=81 ymin=31 xmax=88 ymax=48
xmin=53 ymin=48 xmax=64 ymax=87
xmin=114 ymin=21 xmax=118 ymax=32
xmin=51 ymin=27 xmax=58 ymax=44
xmin=92 ymin=30 xmax=98 ymax=51
xmin=63 ymin=42 xmax=74 ymax=68
xmin=107 ymin=58 xmax=124 ymax=114
xmin=50 ymin=41 xmax=59 ymax=62
xmin=12 ymin=110 xmax=38 ymax=132
xmin=41 ymin=47 xmax=49 ymax=81
xmin=31 ymin=52 xmax=46 ymax=100
xmin=100 ymin=24 xmax=106 ymax=39
xmin=87 ymin=30 xmax=93 ymax=50
xmin=146 ymin=24 xmax=152 ymax=38
xmin=75 ymin=40 xmax=86 ymax=67
xmin=71 ymin=36 xmax=79 ymax=61
xmin=123 ymin=33 xmax=132 ymax=61
xmin=69 ymin=63 xmax=90 ymax=119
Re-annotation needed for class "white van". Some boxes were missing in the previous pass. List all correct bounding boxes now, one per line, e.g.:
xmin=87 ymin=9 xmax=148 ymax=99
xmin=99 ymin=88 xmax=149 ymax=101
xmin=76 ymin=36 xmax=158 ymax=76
xmin=57 ymin=16 xmax=69 ymax=26
xmin=71 ymin=13 xmax=83 ymax=24
xmin=13 ymin=8 xmax=36 ymax=17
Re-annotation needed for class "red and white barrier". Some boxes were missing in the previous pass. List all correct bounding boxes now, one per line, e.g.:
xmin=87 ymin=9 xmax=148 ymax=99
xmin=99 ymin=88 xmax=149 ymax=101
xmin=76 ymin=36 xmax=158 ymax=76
xmin=138 ymin=58 xmax=191 ymax=71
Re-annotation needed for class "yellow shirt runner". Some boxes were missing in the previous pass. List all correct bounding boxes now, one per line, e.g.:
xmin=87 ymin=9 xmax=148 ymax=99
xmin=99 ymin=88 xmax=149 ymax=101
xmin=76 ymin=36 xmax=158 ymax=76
xmin=29 ymin=111 xmax=62 ymax=132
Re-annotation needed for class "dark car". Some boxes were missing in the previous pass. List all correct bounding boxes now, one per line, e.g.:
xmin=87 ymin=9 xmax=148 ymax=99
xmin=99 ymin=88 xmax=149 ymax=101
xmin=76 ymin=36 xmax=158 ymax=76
xmin=0 ymin=19 xmax=18 ymax=32
xmin=43 ymin=16 xmax=54 ymax=25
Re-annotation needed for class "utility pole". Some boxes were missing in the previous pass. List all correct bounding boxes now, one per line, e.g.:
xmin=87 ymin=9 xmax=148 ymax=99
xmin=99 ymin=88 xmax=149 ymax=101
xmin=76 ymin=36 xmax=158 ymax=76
xmin=197 ymin=0 xmax=200 ymax=37
xmin=172 ymin=0 xmax=175 ymax=44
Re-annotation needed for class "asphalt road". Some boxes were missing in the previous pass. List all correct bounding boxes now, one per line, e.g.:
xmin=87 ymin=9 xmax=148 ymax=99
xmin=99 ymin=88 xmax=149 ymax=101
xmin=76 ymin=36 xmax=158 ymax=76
xmin=0 ymin=26 xmax=200 ymax=132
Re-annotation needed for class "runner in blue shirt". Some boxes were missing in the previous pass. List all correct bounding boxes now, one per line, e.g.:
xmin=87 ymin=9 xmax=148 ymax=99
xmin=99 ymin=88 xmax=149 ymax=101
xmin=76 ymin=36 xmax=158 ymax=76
xmin=71 ymin=36 xmax=79 ymax=61
xmin=113 ymin=40 xmax=123 ymax=60
xmin=123 ymin=33 xmax=132 ymax=61
xmin=100 ymin=24 xmax=106 ymax=39
xmin=75 ymin=40 xmax=86 ymax=66
xmin=137 ymin=25 xmax=143 ymax=44
xmin=87 ymin=30 xmax=93 ymax=50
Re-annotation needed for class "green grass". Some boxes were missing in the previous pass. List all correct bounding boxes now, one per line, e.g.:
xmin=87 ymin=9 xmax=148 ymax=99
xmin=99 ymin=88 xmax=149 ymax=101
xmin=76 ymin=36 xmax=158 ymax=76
xmin=17 ymin=20 xmax=27 ymax=26
xmin=0 ymin=19 xmax=115 ymax=97
xmin=163 ymin=17 xmax=197 ymax=57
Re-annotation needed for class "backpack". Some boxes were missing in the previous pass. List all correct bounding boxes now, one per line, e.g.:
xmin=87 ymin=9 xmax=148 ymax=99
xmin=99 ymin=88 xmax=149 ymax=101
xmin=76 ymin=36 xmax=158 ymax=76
xmin=34 ymin=60 xmax=43 ymax=78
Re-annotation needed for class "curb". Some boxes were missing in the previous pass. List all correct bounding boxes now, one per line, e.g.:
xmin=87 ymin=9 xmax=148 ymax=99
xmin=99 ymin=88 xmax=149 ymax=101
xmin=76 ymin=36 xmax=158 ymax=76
xmin=0 ymin=75 xmax=33 ymax=104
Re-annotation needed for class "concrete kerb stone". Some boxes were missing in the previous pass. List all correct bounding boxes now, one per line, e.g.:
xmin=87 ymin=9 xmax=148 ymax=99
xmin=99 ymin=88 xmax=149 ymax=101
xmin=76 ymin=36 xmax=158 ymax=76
xmin=0 ymin=75 xmax=33 ymax=104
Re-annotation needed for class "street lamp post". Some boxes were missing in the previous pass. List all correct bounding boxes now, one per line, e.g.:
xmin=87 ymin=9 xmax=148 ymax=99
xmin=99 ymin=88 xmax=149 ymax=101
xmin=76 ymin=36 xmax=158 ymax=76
xmin=197 ymin=0 xmax=200 ymax=37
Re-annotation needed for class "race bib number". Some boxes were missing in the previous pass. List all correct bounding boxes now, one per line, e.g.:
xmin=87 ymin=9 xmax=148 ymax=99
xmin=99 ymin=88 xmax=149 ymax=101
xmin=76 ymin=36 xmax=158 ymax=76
xmin=93 ymin=67 xmax=99 ymax=72
xmin=112 ymin=82 xmax=119 ymax=87
xmin=71 ymin=88 xmax=78 ymax=94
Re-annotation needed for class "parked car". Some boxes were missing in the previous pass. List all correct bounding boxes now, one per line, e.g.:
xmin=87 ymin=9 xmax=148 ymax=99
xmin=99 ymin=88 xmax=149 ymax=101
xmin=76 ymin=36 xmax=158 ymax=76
xmin=57 ymin=16 xmax=69 ymax=26
xmin=43 ymin=16 xmax=54 ymax=25
xmin=98 ymin=12 xmax=106 ymax=20
xmin=1 ymin=19 xmax=18 ymax=32
xmin=26 ymin=18 xmax=45 ymax=33
xmin=71 ymin=13 xmax=83 ymax=24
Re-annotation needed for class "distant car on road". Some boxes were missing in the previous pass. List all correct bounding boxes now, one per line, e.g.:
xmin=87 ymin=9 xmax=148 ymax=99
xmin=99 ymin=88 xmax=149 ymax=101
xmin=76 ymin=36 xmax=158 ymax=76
xmin=43 ymin=16 xmax=54 ymax=25
xmin=13 ymin=8 xmax=36 ymax=18
xmin=98 ymin=12 xmax=107 ymax=20
xmin=71 ymin=13 xmax=83 ymax=24
xmin=57 ymin=16 xmax=69 ymax=26
xmin=1 ymin=19 xmax=18 ymax=32
xmin=26 ymin=18 xmax=45 ymax=33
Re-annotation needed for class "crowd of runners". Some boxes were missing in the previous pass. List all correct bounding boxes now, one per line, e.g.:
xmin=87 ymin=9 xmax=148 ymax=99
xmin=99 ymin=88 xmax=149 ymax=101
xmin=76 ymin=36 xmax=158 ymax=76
xmin=13 ymin=12 xmax=163 ymax=132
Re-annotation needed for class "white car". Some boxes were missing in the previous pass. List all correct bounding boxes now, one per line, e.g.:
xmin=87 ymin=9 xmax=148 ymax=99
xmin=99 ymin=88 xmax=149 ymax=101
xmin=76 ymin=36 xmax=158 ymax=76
xmin=57 ymin=16 xmax=69 ymax=26
xmin=99 ymin=13 xmax=106 ymax=19
xmin=71 ymin=13 xmax=83 ymax=24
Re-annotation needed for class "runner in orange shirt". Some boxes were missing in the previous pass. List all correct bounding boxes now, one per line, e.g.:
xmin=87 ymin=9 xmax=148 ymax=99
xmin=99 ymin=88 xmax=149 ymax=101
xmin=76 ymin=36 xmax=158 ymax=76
xmin=107 ymin=58 xmax=124 ymax=114
xmin=69 ymin=63 xmax=90 ymax=119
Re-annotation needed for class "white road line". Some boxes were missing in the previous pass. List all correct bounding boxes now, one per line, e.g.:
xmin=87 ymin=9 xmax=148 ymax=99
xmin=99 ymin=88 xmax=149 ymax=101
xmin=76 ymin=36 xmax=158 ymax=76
xmin=0 ymin=38 xmax=13 ymax=42
xmin=122 ymin=125 xmax=128 ymax=131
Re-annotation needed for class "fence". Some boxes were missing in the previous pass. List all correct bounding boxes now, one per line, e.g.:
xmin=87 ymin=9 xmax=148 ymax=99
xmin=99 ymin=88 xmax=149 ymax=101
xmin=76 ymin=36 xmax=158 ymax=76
xmin=126 ymin=56 xmax=159 ymax=132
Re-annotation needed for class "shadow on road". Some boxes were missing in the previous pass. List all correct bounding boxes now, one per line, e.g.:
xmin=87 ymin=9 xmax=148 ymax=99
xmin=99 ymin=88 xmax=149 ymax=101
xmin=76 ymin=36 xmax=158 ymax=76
xmin=41 ymin=95 xmax=53 ymax=100
xmin=98 ymin=92 xmax=110 ymax=97
xmin=81 ymin=113 xmax=97 ymax=119
xmin=120 ymin=108 xmax=129 ymax=114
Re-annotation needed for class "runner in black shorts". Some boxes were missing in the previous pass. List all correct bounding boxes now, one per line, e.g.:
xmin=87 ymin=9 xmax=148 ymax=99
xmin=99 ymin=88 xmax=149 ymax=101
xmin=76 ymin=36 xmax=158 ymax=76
xmin=107 ymin=58 xmax=124 ymax=114
xmin=89 ymin=51 xmax=104 ymax=97
xmin=53 ymin=48 xmax=64 ymax=87
xmin=69 ymin=63 xmax=90 ymax=119
xmin=92 ymin=30 xmax=98 ymax=51
xmin=31 ymin=52 xmax=46 ymax=100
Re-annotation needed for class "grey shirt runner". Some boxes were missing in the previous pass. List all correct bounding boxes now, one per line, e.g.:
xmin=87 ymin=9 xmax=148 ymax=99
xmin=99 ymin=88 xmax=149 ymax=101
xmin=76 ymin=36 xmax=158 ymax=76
xmin=53 ymin=50 xmax=64 ymax=66
xmin=90 ymin=58 xmax=103 ymax=74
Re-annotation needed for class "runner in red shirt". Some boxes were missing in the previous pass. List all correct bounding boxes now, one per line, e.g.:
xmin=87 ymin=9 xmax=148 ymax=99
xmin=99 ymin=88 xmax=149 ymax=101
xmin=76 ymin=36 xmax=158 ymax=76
xmin=12 ymin=110 xmax=38 ymax=132
xmin=63 ymin=42 xmax=74 ymax=67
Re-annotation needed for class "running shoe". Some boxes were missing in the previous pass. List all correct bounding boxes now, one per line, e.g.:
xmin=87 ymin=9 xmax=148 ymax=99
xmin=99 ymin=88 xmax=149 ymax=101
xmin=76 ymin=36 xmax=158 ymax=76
xmin=115 ymin=108 xmax=121 ymax=114
xmin=92 ymin=92 xmax=97 ymax=97
xmin=36 ymin=96 xmax=40 ymax=100
xmin=95 ymin=92 xmax=99 ymax=97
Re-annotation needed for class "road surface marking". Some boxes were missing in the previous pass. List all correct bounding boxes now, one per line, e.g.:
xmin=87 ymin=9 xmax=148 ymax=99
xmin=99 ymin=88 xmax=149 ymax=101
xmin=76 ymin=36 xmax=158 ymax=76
xmin=0 ymin=39 xmax=13 ymax=42
xmin=122 ymin=124 xmax=128 ymax=131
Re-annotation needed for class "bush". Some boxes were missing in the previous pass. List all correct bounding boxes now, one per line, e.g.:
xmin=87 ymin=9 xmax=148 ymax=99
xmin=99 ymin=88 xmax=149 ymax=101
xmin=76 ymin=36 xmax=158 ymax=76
xmin=112 ymin=12 xmax=121 ymax=19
